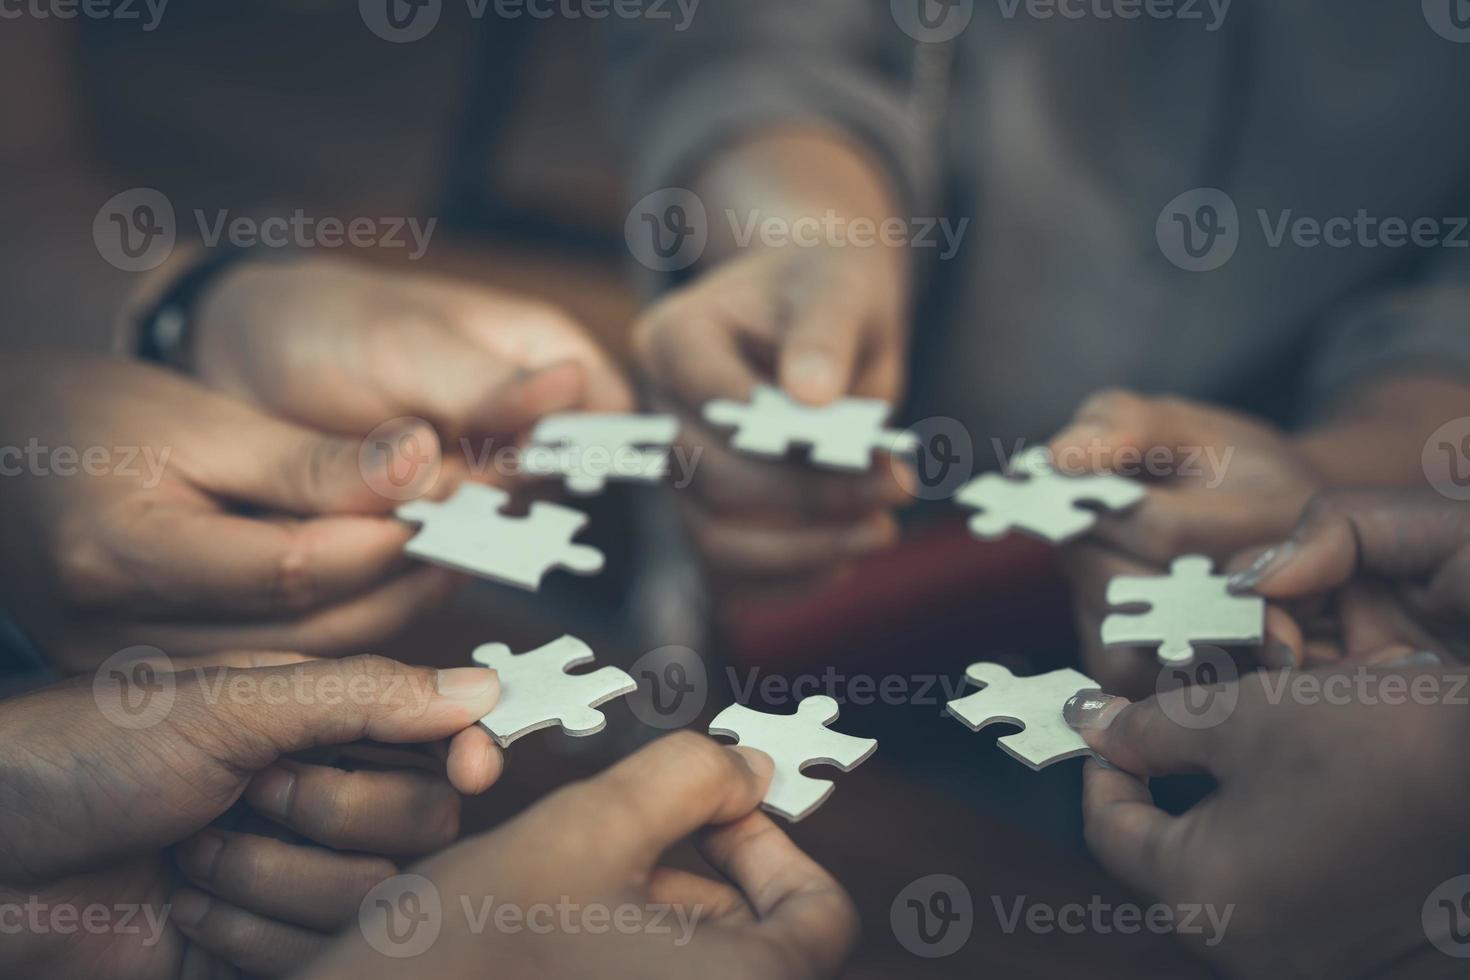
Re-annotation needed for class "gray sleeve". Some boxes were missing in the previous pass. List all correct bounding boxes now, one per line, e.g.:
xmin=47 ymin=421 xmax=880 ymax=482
xmin=605 ymin=1 xmax=937 ymax=214
xmin=1303 ymin=245 xmax=1470 ymax=416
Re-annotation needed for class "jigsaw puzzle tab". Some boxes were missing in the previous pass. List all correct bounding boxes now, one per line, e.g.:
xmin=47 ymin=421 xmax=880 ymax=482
xmin=708 ymin=695 xmax=877 ymax=822
xmin=522 ymin=413 xmax=679 ymax=495
xmin=953 ymin=447 xmax=1144 ymax=544
xmin=703 ymin=385 xmax=917 ymax=471
xmin=946 ymin=663 xmax=1098 ymax=770
xmin=397 ymin=484 xmax=604 ymax=591
xmin=1101 ymin=554 xmax=1264 ymax=663
xmin=471 ymin=635 xmax=636 ymax=747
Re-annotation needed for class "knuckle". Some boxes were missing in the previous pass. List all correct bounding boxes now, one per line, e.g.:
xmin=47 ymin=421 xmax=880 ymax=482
xmin=1080 ymin=387 xmax=1140 ymax=420
xmin=51 ymin=523 xmax=124 ymax=607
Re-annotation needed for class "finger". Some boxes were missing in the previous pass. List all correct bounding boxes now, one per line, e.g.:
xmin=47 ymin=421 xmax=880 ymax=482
xmin=699 ymin=811 xmax=859 ymax=978
xmin=445 ymin=725 xmax=504 ymax=795
xmin=777 ymin=292 xmax=865 ymax=405
xmin=528 ymin=732 xmax=774 ymax=874
xmin=130 ymin=650 xmax=316 ymax=671
xmin=173 ymin=654 xmax=501 ymax=773
xmin=176 ymin=829 xmax=396 ymax=932
xmin=1088 ymin=486 xmax=1276 ymax=566
xmin=455 ymin=360 xmax=591 ymax=441
xmin=1080 ymin=758 xmax=1184 ymax=900
xmin=645 ymin=866 xmax=753 ymax=923
xmin=1049 ymin=389 xmax=1169 ymax=475
xmin=450 ymin=301 xmax=636 ymax=415
xmin=169 ymin=887 xmax=327 ymax=978
xmin=1259 ymin=605 xmax=1305 ymax=669
xmin=1229 ymin=489 xmax=1470 ymax=601
xmin=104 ymin=504 xmax=414 ymax=617
xmin=242 ymin=760 xmax=460 ymax=856
xmin=210 ymin=411 xmax=441 ymax=517
xmin=108 ymin=565 xmax=461 ymax=658
xmin=639 ymin=310 xmax=764 ymax=410
xmin=1063 ymin=692 xmax=1223 ymax=777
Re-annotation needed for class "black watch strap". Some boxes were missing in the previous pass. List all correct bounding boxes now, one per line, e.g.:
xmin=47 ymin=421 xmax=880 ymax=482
xmin=134 ymin=247 xmax=265 ymax=371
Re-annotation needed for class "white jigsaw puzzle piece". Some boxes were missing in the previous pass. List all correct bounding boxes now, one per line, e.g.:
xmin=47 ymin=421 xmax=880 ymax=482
xmin=947 ymin=663 xmax=1098 ymax=770
xmin=708 ymin=695 xmax=877 ymax=822
xmin=471 ymin=635 xmax=636 ymax=747
xmin=954 ymin=447 xmax=1145 ymax=544
xmin=704 ymin=385 xmax=917 ymax=471
xmin=522 ymin=413 xmax=679 ymax=495
xmin=397 ymin=484 xmax=604 ymax=591
xmin=1102 ymin=554 xmax=1265 ymax=663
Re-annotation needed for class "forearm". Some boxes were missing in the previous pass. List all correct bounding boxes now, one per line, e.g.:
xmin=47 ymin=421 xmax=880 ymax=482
xmin=1296 ymin=372 xmax=1470 ymax=486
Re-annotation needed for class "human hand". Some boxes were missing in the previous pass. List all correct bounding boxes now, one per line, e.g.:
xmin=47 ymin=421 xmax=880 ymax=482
xmin=0 ymin=354 xmax=459 ymax=672
xmin=303 ymin=732 xmax=860 ymax=980
xmin=1049 ymin=390 xmax=1322 ymax=694
xmin=1226 ymin=490 xmax=1470 ymax=666
xmin=0 ymin=651 xmax=503 ymax=979
xmin=191 ymin=257 xmax=633 ymax=448
xmin=633 ymin=247 xmax=913 ymax=599
xmin=1066 ymin=665 xmax=1470 ymax=978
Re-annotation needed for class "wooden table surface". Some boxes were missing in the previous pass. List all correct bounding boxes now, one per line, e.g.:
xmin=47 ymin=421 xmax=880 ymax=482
xmin=372 ymin=240 xmax=1214 ymax=977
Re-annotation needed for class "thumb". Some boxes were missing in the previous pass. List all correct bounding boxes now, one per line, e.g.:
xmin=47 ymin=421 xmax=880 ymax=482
xmin=9 ymin=655 xmax=497 ymax=884
xmin=214 ymin=412 xmax=443 ymax=516
xmin=1226 ymin=489 xmax=1470 ymax=600
xmin=176 ymin=655 xmax=501 ymax=772
xmin=778 ymin=297 xmax=865 ymax=406
xmin=462 ymin=360 xmax=589 ymax=437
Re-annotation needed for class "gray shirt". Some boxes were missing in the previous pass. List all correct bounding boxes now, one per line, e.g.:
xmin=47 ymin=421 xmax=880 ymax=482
xmin=609 ymin=1 xmax=1470 ymax=453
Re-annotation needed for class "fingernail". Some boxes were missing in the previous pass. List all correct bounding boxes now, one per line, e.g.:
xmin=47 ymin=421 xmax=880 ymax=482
xmin=1258 ymin=643 xmax=1297 ymax=670
xmin=246 ymin=766 xmax=297 ymax=821
xmin=1063 ymin=691 xmax=1129 ymax=731
xmin=1387 ymin=650 xmax=1444 ymax=668
xmin=1227 ymin=541 xmax=1296 ymax=593
xmin=787 ymin=352 xmax=838 ymax=401
xmin=435 ymin=667 xmax=499 ymax=701
xmin=179 ymin=832 xmax=224 ymax=882
xmin=170 ymin=889 xmax=211 ymax=928
xmin=1091 ymin=755 xmax=1120 ymax=770
xmin=730 ymin=746 xmax=775 ymax=783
